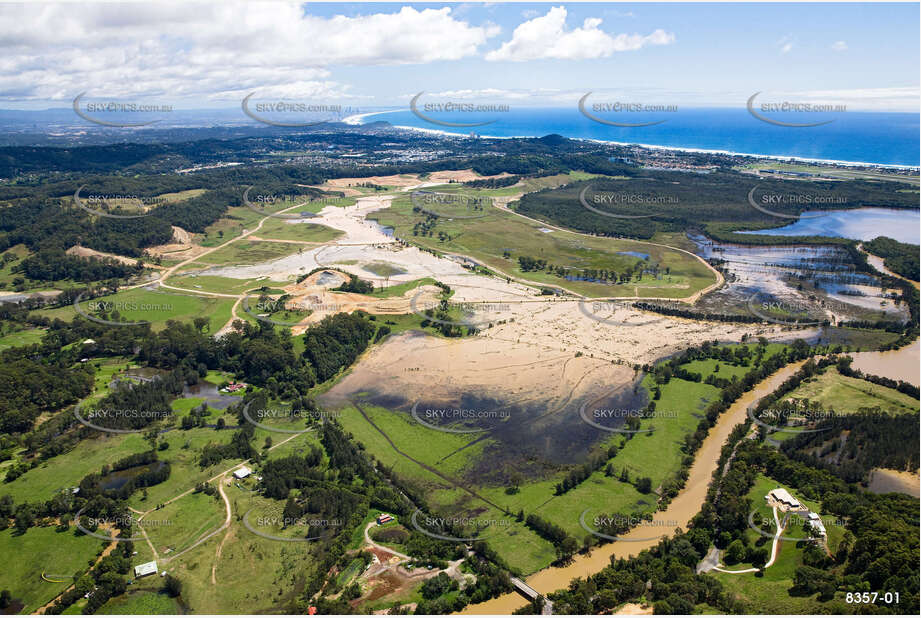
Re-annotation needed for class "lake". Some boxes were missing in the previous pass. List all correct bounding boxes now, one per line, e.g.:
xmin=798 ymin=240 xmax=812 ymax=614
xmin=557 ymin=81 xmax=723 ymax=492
xmin=741 ymin=207 xmax=920 ymax=245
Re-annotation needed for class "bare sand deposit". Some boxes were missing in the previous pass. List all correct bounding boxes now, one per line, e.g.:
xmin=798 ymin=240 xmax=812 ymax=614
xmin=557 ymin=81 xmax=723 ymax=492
xmin=614 ymin=603 xmax=654 ymax=615
xmin=320 ymin=310 xmax=812 ymax=469
xmin=284 ymin=283 xmax=444 ymax=334
xmin=324 ymin=330 xmax=635 ymax=414
xmin=66 ymin=245 xmax=158 ymax=268
xmin=321 ymin=174 xmax=423 ymax=189
xmin=866 ymin=468 xmax=920 ymax=497
xmin=144 ymin=226 xmax=210 ymax=260
xmin=426 ymin=169 xmax=512 ymax=183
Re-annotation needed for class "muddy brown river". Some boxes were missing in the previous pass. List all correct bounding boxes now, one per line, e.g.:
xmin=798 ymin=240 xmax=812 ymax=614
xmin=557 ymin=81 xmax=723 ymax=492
xmin=460 ymin=359 xmax=812 ymax=614
xmin=849 ymin=339 xmax=919 ymax=387
xmin=461 ymin=340 xmax=919 ymax=613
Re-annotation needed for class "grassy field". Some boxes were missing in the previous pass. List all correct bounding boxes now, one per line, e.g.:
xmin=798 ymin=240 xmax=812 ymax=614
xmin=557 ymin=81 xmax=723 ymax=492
xmin=611 ymin=377 xmax=717 ymax=486
xmin=0 ymin=327 xmax=45 ymax=350
xmin=198 ymin=201 xmax=300 ymax=247
xmin=785 ymin=367 xmax=919 ymax=415
xmin=712 ymin=473 xmax=846 ymax=613
xmin=166 ymin=274 xmax=270 ymax=296
xmin=98 ymin=591 xmax=182 ymax=614
xmin=189 ymin=240 xmax=305 ymax=267
xmin=156 ymin=483 xmax=329 ymax=613
xmin=256 ymin=218 xmax=344 ymax=243
xmin=141 ymin=490 xmax=225 ymax=557
xmin=0 ymin=244 xmax=53 ymax=292
xmin=36 ymin=287 xmax=235 ymax=333
xmin=0 ymin=432 xmax=152 ymax=504
xmin=368 ymin=277 xmax=439 ymax=298
xmin=370 ymin=184 xmax=715 ymax=298
xmin=329 ymin=343 xmax=789 ymax=574
xmin=0 ymin=525 xmax=105 ymax=614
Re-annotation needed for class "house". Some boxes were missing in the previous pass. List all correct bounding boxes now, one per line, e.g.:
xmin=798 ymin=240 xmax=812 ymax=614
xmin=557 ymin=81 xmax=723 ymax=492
xmin=376 ymin=514 xmax=394 ymax=525
xmin=233 ymin=466 xmax=252 ymax=480
xmin=134 ymin=561 xmax=158 ymax=578
xmin=221 ymin=382 xmax=247 ymax=393
xmin=767 ymin=488 xmax=802 ymax=511
xmin=806 ymin=512 xmax=827 ymax=537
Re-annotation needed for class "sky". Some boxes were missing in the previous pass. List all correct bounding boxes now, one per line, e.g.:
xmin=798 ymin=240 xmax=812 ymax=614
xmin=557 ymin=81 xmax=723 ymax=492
xmin=0 ymin=1 xmax=918 ymax=111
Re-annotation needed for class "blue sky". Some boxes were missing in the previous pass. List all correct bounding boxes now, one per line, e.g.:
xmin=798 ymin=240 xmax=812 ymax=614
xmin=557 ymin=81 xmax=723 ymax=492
xmin=0 ymin=2 xmax=917 ymax=111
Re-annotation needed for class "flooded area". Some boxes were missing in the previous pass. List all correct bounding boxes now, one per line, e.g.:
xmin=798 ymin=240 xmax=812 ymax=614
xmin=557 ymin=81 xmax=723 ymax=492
xmin=320 ymin=330 xmax=641 ymax=469
xmin=849 ymin=339 xmax=920 ymax=387
xmin=689 ymin=234 xmax=907 ymax=323
xmin=461 ymin=360 xmax=811 ymax=614
xmin=741 ymin=207 xmax=920 ymax=245
xmin=181 ymin=382 xmax=240 ymax=410
xmin=461 ymin=335 xmax=918 ymax=613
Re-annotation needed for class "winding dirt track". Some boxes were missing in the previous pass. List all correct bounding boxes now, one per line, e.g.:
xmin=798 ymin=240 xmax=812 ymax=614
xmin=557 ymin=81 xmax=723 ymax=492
xmin=120 ymin=180 xmax=724 ymax=339
xmin=158 ymin=472 xmax=232 ymax=564
xmin=32 ymin=527 xmax=120 ymax=615
xmin=363 ymin=521 xmax=412 ymax=561
xmin=711 ymin=505 xmax=783 ymax=574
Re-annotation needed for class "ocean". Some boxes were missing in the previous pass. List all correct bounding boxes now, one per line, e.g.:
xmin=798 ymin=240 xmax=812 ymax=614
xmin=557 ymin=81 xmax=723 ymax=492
xmin=349 ymin=107 xmax=920 ymax=168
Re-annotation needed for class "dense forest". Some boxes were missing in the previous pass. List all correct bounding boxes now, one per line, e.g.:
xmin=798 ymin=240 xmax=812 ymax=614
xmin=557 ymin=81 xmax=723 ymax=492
xmin=515 ymin=172 xmax=918 ymax=241
xmin=863 ymin=235 xmax=920 ymax=281
xmin=781 ymin=410 xmax=919 ymax=482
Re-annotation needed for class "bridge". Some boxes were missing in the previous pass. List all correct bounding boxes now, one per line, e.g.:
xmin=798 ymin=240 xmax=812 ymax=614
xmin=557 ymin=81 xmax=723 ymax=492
xmin=510 ymin=577 xmax=554 ymax=615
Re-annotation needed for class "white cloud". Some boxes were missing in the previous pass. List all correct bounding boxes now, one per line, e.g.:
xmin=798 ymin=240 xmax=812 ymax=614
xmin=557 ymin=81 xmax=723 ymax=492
xmin=778 ymin=34 xmax=794 ymax=54
xmin=748 ymin=87 xmax=919 ymax=112
xmin=831 ymin=41 xmax=848 ymax=52
xmin=485 ymin=6 xmax=674 ymax=62
xmin=0 ymin=2 xmax=499 ymax=102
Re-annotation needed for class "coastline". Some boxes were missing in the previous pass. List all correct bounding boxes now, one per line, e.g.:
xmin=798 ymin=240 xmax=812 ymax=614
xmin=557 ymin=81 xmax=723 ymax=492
xmin=342 ymin=109 xmax=920 ymax=171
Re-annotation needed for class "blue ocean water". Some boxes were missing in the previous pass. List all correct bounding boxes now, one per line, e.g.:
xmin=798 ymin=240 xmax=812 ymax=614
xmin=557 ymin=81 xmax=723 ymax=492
xmin=353 ymin=107 xmax=920 ymax=167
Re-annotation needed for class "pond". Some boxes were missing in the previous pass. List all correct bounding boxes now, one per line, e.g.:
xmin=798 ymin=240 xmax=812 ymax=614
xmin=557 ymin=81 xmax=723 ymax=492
xmin=100 ymin=461 xmax=167 ymax=491
xmin=181 ymin=382 xmax=240 ymax=410
xmin=617 ymin=250 xmax=650 ymax=260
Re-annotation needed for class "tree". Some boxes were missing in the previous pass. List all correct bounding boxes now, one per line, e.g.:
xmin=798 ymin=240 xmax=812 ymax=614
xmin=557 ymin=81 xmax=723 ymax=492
xmin=748 ymin=546 xmax=769 ymax=569
xmin=558 ymin=536 xmax=579 ymax=560
xmin=163 ymin=574 xmax=182 ymax=598
xmin=725 ymin=539 xmax=746 ymax=565
xmin=635 ymin=476 xmax=653 ymax=494
xmin=14 ymin=504 xmax=34 ymax=534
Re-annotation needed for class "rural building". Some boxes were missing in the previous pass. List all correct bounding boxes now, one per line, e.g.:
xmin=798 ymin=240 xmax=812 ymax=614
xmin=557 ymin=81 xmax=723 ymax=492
xmin=377 ymin=513 xmax=394 ymax=525
xmin=806 ymin=512 xmax=827 ymax=537
xmin=233 ymin=466 xmax=252 ymax=479
xmin=134 ymin=561 xmax=158 ymax=578
xmin=767 ymin=487 xmax=803 ymax=511
xmin=221 ymin=382 xmax=247 ymax=393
